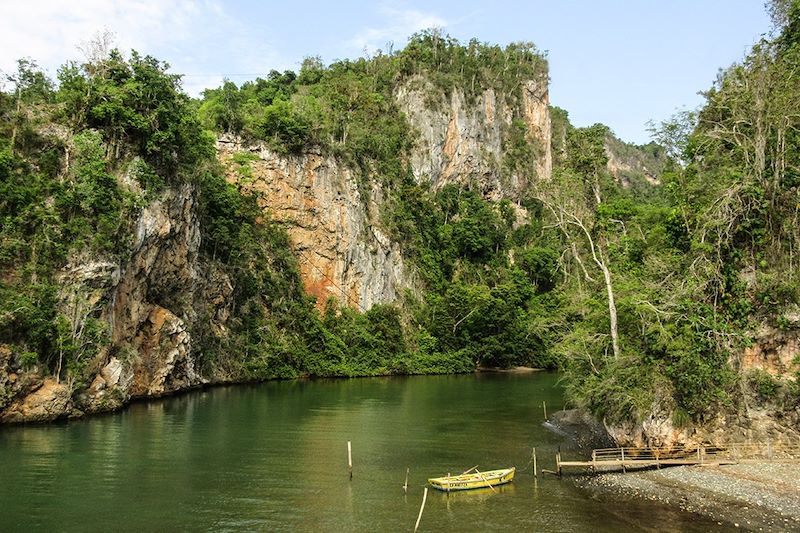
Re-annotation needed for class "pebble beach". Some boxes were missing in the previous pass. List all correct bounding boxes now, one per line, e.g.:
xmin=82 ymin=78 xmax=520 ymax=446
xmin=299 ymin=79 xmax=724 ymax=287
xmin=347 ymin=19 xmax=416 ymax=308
xmin=579 ymin=462 xmax=800 ymax=532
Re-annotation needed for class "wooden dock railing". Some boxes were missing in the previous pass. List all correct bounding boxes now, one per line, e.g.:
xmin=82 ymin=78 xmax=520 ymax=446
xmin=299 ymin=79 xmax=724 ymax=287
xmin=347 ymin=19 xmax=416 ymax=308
xmin=555 ymin=441 xmax=800 ymax=475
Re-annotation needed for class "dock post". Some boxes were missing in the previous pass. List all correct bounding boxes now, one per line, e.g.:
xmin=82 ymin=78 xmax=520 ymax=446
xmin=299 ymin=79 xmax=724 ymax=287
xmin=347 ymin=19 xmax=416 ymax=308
xmin=414 ymin=487 xmax=428 ymax=533
xmin=532 ymin=447 xmax=538 ymax=478
xmin=348 ymin=441 xmax=353 ymax=480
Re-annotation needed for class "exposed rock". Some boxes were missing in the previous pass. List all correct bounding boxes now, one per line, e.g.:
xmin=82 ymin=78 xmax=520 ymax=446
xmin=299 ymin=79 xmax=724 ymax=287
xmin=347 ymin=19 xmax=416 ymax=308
xmin=396 ymin=76 xmax=552 ymax=200
xmin=605 ymin=147 xmax=660 ymax=187
xmin=217 ymin=137 xmax=412 ymax=310
xmin=741 ymin=326 xmax=800 ymax=378
xmin=0 ymin=378 xmax=72 ymax=423
xmin=81 ymin=357 xmax=131 ymax=413
xmin=545 ymin=409 xmax=615 ymax=451
xmin=1 ymin=181 xmax=216 ymax=422
xmin=604 ymin=401 xmax=800 ymax=448
xmin=521 ymin=79 xmax=553 ymax=184
xmin=129 ymin=306 xmax=202 ymax=397
xmin=604 ymin=134 xmax=665 ymax=188
xmin=604 ymin=405 xmax=693 ymax=448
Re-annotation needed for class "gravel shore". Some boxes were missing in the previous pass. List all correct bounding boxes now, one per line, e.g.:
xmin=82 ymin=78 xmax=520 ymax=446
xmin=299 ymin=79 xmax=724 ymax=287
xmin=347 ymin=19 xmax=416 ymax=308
xmin=579 ymin=462 xmax=800 ymax=531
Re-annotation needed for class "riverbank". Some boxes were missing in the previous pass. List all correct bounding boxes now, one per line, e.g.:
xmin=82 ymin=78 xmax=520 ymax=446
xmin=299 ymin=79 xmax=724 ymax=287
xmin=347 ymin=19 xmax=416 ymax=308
xmin=579 ymin=462 xmax=800 ymax=531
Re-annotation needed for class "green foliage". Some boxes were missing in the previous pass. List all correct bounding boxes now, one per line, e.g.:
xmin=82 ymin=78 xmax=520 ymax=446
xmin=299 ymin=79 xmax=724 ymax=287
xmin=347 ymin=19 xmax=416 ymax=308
xmin=59 ymin=50 xmax=212 ymax=175
xmin=398 ymin=30 xmax=548 ymax=103
xmin=385 ymin=182 xmax=558 ymax=369
xmin=554 ymin=2 xmax=800 ymax=424
xmin=747 ymin=369 xmax=779 ymax=401
xmin=7 ymin=21 xmax=799 ymax=432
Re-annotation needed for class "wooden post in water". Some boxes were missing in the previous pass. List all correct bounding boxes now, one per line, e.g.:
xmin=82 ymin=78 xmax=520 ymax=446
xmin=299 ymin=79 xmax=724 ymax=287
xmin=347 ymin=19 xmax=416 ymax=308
xmin=414 ymin=487 xmax=428 ymax=533
xmin=404 ymin=468 xmax=409 ymax=493
xmin=542 ymin=400 xmax=548 ymax=420
xmin=348 ymin=441 xmax=353 ymax=480
xmin=532 ymin=447 xmax=538 ymax=477
xmin=621 ymin=448 xmax=626 ymax=473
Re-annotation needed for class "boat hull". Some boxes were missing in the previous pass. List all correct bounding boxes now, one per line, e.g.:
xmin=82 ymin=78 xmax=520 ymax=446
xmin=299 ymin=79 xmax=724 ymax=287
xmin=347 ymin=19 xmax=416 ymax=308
xmin=428 ymin=467 xmax=515 ymax=491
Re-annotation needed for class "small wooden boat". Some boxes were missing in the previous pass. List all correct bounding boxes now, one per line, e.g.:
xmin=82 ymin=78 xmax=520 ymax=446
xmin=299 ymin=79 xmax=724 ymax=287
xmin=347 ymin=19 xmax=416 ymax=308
xmin=428 ymin=467 xmax=515 ymax=491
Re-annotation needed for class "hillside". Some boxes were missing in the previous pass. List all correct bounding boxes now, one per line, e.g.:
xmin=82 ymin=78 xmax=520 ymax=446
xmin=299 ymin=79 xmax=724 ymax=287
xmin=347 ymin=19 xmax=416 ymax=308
xmin=1 ymin=15 xmax=799 ymax=447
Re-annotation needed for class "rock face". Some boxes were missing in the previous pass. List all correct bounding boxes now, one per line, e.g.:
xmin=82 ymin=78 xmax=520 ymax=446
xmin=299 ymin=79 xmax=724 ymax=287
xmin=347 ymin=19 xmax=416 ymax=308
xmin=216 ymin=75 xmax=553 ymax=312
xmin=605 ymin=406 xmax=800 ymax=449
xmin=217 ymin=137 xmax=412 ymax=311
xmin=741 ymin=326 xmax=800 ymax=377
xmin=0 ymin=378 xmax=72 ymax=423
xmin=604 ymin=134 xmax=665 ymax=188
xmin=0 ymin=72 xmax=556 ymax=423
xmin=0 ymin=179 xmax=230 ymax=422
xmin=396 ymin=76 xmax=552 ymax=200
xmin=604 ymin=327 xmax=800 ymax=447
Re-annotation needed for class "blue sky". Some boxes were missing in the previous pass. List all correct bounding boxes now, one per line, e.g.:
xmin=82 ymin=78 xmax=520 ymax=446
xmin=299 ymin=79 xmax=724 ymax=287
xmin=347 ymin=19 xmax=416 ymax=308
xmin=0 ymin=1 xmax=771 ymax=144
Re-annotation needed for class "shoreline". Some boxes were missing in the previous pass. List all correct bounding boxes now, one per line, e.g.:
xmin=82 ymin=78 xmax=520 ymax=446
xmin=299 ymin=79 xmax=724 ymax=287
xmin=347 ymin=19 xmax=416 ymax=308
xmin=1 ymin=367 xmax=549 ymax=426
xmin=577 ymin=462 xmax=800 ymax=531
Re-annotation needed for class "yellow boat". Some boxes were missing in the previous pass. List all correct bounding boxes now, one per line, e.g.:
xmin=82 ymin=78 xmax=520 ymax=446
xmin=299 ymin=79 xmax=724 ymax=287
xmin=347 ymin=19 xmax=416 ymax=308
xmin=428 ymin=467 xmax=515 ymax=491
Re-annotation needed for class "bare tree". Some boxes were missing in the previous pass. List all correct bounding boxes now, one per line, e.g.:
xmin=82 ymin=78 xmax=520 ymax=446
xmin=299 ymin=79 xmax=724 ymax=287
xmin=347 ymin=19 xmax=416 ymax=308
xmin=540 ymin=194 xmax=620 ymax=359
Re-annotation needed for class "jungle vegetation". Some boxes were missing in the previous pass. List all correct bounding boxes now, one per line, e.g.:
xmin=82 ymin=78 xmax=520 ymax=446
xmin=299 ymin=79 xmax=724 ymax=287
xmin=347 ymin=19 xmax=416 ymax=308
xmin=2 ymin=1 xmax=799 ymax=425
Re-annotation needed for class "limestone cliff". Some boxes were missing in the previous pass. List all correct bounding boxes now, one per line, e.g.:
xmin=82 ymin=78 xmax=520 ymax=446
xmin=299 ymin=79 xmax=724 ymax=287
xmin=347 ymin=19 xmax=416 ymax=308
xmin=0 ymin=68 xmax=554 ymax=423
xmin=214 ymin=75 xmax=553 ymax=313
xmin=0 ymin=181 xmax=231 ymax=422
xmin=217 ymin=137 xmax=412 ymax=311
xmin=604 ymin=134 xmax=666 ymax=188
xmin=396 ymin=76 xmax=551 ymax=200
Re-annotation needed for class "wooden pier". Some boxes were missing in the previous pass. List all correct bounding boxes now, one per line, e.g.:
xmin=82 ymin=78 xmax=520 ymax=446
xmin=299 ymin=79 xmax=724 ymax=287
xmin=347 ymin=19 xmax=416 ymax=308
xmin=555 ymin=441 xmax=800 ymax=475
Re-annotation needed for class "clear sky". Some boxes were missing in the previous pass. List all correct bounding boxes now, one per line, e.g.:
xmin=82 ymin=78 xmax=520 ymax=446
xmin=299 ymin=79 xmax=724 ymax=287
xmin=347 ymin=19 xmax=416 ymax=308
xmin=0 ymin=1 xmax=771 ymax=144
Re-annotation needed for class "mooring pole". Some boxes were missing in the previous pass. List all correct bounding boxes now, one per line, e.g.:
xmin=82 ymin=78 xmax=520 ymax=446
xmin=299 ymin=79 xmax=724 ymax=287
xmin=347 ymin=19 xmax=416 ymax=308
xmin=532 ymin=447 xmax=538 ymax=478
xmin=414 ymin=487 xmax=428 ymax=533
xmin=348 ymin=441 xmax=353 ymax=480
xmin=404 ymin=467 xmax=409 ymax=493
xmin=542 ymin=400 xmax=547 ymax=420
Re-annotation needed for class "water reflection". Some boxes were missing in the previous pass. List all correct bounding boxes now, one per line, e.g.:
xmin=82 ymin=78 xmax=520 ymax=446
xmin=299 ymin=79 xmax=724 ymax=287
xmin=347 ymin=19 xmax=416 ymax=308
xmin=1 ymin=373 xmax=725 ymax=532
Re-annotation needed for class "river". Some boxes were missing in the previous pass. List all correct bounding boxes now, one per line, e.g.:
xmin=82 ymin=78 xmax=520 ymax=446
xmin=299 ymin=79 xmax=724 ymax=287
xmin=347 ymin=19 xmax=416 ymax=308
xmin=0 ymin=372 xmax=724 ymax=531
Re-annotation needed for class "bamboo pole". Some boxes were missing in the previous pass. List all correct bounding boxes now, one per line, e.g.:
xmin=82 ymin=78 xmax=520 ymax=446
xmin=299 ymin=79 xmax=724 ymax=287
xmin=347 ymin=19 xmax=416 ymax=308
xmin=404 ymin=467 xmax=409 ymax=493
xmin=348 ymin=441 xmax=352 ymax=479
xmin=414 ymin=487 xmax=428 ymax=533
xmin=532 ymin=447 xmax=538 ymax=477
xmin=542 ymin=400 xmax=547 ymax=420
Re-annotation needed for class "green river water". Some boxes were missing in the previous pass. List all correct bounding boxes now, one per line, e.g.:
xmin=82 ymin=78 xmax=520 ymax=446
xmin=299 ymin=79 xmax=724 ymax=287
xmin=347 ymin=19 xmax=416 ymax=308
xmin=0 ymin=372 xmax=723 ymax=531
